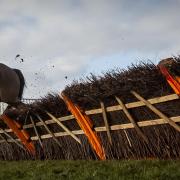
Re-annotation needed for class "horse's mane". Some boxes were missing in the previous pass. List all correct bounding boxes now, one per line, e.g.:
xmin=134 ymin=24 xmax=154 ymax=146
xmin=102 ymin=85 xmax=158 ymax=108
xmin=13 ymin=69 xmax=25 ymax=100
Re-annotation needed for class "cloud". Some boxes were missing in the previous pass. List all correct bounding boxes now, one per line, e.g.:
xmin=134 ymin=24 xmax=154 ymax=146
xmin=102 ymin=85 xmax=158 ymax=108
xmin=0 ymin=0 xmax=180 ymax=98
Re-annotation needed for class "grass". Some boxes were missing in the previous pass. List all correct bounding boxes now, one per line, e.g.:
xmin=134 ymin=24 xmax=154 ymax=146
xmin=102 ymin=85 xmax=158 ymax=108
xmin=0 ymin=160 xmax=179 ymax=180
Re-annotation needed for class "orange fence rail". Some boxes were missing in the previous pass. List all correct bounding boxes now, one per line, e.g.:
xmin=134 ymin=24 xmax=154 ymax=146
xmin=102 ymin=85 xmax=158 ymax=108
xmin=0 ymin=114 xmax=36 ymax=155
xmin=159 ymin=65 xmax=180 ymax=95
xmin=61 ymin=93 xmax=106 ymax=160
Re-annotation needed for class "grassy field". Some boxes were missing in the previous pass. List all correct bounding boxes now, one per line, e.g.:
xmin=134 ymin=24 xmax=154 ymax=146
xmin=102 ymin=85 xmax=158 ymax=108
xmin=0 ymin=160 xmax=179 ymax=180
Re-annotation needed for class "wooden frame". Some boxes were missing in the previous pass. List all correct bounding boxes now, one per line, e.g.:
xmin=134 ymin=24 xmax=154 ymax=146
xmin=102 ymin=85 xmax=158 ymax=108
xmin=0 ymin=116 xmax=179 ymax=143
xmin=0 ymin=93 xmax=179 ymax=143
xmin=131 ymin=91 xmax=180 ymax=132
xmin=115 ymin=96 xmax=148 ymax=143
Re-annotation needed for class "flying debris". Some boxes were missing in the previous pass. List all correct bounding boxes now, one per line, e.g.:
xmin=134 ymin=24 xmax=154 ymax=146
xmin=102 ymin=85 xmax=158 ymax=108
xmin=65 ymin=76 xmax=68 ymax=79
xmin=15 ymin=54 xmax=24 ymax=63
xmin=15 ymin=54 xmax=20 ymax=59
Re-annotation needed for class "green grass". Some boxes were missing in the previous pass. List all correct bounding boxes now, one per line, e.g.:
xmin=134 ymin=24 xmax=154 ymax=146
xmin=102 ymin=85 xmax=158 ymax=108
xmin=0 ymin=160 xmax=179 ymax=180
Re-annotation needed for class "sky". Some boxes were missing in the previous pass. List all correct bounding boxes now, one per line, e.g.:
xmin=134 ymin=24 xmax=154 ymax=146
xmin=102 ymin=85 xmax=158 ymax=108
xmin=0 ymin=0 xmax=180 ymax=98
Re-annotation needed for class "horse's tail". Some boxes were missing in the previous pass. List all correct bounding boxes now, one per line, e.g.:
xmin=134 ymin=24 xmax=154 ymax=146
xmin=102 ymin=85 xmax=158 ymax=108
xmin=13 ymin=69 xmax=26 ymax=100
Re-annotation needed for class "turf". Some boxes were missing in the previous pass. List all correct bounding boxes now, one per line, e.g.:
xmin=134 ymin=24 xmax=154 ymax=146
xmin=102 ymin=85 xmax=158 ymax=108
xmin=0 ymin=160 xmax=179 ymax=180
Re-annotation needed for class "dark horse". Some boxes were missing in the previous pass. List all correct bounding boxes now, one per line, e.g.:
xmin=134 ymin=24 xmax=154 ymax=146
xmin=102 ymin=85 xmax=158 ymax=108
xmin=0 ymin=63 xmax=25 ymax=108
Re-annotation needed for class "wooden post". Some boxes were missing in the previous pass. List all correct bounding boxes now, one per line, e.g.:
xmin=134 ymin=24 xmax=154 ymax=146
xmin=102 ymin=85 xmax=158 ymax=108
xmin=0 ymin=128 xmax=25 ymax=150
xmin=131 ymin=91 xmax=180 ymax=132
xmin=35 ymin=114 xmax=62 ymax=148
xmin=46 ymin=111 xmax=81 ymax=144
xmin=100 ymin=101 xmax=112 ymax=145
xmin=115 ymin=96 xmax=148 ymax=143
xmin=30 ymin=116 xmax=43 ymax=148
xmin=123 ymin=129 xmax=132 ymax=147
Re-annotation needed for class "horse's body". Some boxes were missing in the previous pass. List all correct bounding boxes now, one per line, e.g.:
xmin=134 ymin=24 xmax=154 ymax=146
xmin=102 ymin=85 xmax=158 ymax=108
xmin=0 ymin=63 xmax=25 ymax=105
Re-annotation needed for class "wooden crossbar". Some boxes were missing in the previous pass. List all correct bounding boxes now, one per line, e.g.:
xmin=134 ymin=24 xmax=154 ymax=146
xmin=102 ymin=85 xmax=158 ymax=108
xmin=0 ymin=93 xmax=179 ymax=146
xmin=0 ymin=93 xmax=178 ymax=134
xmin=0 ymin=128 xmax=25 ymax=149
xmin=1 ymin=116 xmax=179 ymax=143
xmin=30 ymin=116 xmax=43 ymax=148
xmin=115 ymin=96 xmax=148 ymax=143
xmin=36 ymin=114 xmax=62 ymax=148
xmin=46 ymin=111 xmax=81 ymax=144
xmin=131 ymin=91 xmax=180 ymax=132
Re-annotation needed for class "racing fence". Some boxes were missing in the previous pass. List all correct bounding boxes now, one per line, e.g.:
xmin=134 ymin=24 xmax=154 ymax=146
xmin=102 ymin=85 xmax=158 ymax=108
xmin=0 ymin=92 xmax=179 ymax=160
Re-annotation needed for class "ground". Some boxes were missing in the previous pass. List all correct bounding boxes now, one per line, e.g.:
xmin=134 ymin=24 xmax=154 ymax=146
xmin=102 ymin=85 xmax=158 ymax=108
xmin=0 ymin=160 xmax=179 ymax=180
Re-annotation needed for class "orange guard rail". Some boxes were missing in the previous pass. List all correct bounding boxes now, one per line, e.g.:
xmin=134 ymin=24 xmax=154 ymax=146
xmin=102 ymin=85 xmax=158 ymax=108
xmin=61 ymin=93 xmax=106 ymax=160
xmin=0 ymin=114 xmax=36 ymax=155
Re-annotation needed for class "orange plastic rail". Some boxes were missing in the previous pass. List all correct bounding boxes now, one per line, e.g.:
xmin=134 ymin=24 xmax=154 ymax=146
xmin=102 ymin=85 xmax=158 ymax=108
xmin=159 ymin=65 xmax=180 ymax=95
xmin=0 ymin=114 xmax=36 ymax=155
xmin=61 ymin=93 xmax=106 ymax=160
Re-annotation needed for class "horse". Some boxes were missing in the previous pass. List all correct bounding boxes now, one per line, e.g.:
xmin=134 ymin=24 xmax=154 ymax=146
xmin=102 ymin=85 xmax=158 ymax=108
xmin=0 ymin=63 xmax=25 ymax=109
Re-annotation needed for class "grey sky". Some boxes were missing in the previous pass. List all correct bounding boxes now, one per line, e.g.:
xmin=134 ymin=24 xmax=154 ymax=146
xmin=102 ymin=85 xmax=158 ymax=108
xmin=0 ymin=0 xmax=180 ymax=98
